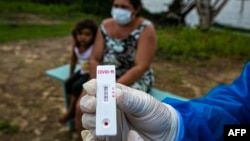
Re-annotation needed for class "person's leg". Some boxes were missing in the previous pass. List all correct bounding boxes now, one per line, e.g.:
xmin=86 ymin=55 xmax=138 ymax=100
xmin=58 ymin=95 xmax=77 ymax=124
xmin=58 ymin=84 xmax=79 ymax=124
xmin=58 ymin=71 xmax=81 ymax=124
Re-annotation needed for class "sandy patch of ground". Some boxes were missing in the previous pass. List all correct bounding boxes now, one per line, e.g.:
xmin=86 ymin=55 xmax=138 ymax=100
xmin=0 ymin=36 xmax=246 ymax=141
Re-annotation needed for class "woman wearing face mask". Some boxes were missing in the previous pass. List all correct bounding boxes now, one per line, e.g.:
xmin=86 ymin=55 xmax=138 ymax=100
xmin=89 ymin=0 xmax=157 ymax=92
xmin=74 ymin=0 xmax=157 ymax=140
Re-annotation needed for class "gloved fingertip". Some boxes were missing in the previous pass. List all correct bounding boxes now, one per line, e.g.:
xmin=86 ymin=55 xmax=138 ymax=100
xmin=115 ymin=88 xmax=126 ymax=108
xmin=80 ymin=95 xmax=96 ymax=113
xmin=81 ymin=113 xmax=96 ymax=129
xmin=83 ymin=79 xmax=96 ymax=96
xmin=127 ymin=130 xmax=144 ymax=141
xmin=81 ymin=130 xmax=91 ymax=141
xmin=115 ymin=88 xmax=123 ymax=99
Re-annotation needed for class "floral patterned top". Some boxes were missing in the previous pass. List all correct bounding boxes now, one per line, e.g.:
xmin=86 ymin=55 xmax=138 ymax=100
xmin=100 ymin=19 xmax=154 ymax=92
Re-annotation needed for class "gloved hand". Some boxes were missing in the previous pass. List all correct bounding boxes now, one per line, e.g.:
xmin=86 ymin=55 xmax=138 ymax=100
xmin=80 ymin=79 xmax=180 ymax=141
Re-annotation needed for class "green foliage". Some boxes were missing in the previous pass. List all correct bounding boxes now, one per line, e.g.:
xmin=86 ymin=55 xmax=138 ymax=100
xmin=31 ymin=0 xmax=73 ymax=5
xmin=0 ymin=120 xmax=19 ymax=134
xmin=0 ymin=1 xmax=80 ymax=14
xmin=0 ymin=0 xmax=157 ymax=19
xmin=79 ymin=0 xmax=112 ymax=18
xmin=157 ymin=26 xmax=250 ymax=61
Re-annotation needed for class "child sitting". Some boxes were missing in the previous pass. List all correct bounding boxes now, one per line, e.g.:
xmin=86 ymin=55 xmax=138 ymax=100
xmin=58 ymin=19 xmax=97 ymax=125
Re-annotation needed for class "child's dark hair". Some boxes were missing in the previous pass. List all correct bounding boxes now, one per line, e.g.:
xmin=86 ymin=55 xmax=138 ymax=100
xmin=72 ymin=19 xmax=97 ymax=47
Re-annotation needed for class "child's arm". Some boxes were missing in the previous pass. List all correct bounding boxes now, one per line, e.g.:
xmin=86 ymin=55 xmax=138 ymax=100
xmin=69 ymin=47 xmax=77 ymax=76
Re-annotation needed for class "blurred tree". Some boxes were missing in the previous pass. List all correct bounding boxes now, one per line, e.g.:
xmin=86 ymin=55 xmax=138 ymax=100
xmin=163 ymin=0 xmax=228 ymax=30
xmin=161 ymin=0 xmax=196 ymax=26
xmin=196 ymin=0 xmax=229 ymax=30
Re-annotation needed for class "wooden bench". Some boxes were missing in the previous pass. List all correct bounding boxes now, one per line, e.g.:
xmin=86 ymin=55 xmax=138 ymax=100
xmin=46 ymin=64 xmax=80 ymax=131
xmin=46 ymin=64 xmax=187 ymax=130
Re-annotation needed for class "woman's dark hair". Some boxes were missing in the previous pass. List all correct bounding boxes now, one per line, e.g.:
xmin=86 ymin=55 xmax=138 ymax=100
xmin=128 ymin=0 xmax=142 ymax=10
xmin=72 ymin=19 xmax=97 ymax=47
xmin=111 ymin=0 xmax=142 ymax=16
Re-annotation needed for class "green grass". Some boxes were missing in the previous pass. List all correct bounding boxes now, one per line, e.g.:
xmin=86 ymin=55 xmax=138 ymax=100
xmin=0 ymin=1 xmax=102 ymax=42
xmin=0 ymin=23 xmax=74 ymax=42
xmin=0 ymin=1 xmax=249 ymax=61
xmin=157 ymin=26 xmax=250 ymax=61
xmin=0 ymin=120 xmax=19 ymax=134
xmin=0 ymin=12 xmax=102 ymax=42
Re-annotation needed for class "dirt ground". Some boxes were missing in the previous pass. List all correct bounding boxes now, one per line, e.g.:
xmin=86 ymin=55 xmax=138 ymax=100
xmin=0 ymin=36 xmax=247 ymax=141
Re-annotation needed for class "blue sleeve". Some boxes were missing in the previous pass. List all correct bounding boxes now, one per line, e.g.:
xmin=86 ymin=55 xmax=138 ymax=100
xmin=163 ymin=98 xmax=216 ymax=141
xmin=162 ymin=61 xmax=250 ymax=141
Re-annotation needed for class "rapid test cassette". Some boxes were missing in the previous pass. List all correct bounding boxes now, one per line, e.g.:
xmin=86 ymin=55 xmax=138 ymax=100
xmin=96 ymin=65 xmax=117 ymax=136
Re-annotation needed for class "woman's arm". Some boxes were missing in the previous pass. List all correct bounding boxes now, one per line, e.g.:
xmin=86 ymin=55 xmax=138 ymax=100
xmin=117 ymin=23 xmax=157 ymax=85
xmin=89 ymin=27 xmax=105 ymax=78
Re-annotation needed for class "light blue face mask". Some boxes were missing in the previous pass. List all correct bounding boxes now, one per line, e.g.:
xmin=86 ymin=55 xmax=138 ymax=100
xmin=111 ymin=7 xmax=132 ymax=25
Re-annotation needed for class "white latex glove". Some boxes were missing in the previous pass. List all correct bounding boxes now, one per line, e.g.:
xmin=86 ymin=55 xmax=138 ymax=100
xmin=80 ymin=79 xmax=179 ymax=141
